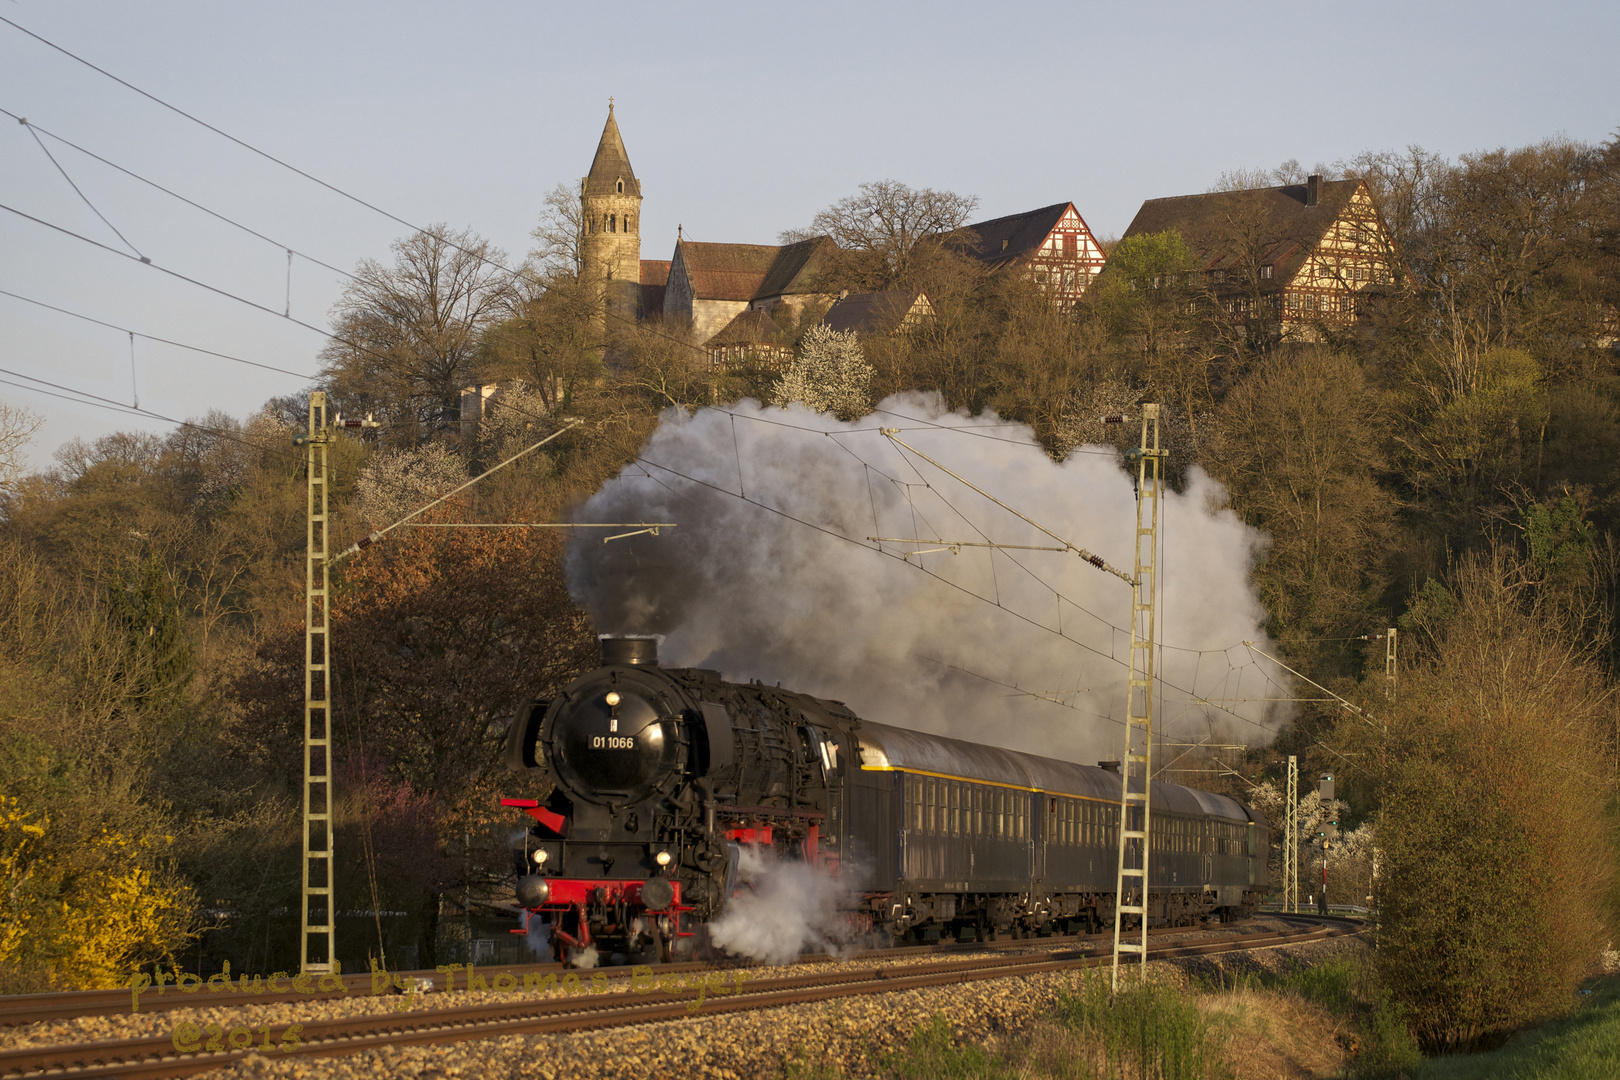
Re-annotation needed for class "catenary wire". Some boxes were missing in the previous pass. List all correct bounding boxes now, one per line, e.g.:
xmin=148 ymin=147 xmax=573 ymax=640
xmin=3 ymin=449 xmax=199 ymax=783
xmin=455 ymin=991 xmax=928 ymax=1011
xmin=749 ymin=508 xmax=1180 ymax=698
xmin=0 ymin=287 xmax=316 ymax=379
xmin=0 ymin=15 xmax=445 ymax=248
xmin=19 ymin=118 xmax=145 ymax=259
xmin=0 ymin=37 xmax=1309 ymax=731
xmin=1 ymin=106 xmax=356 ymax=282
xmin=631 ymin=451 xmax=1280 ymax=738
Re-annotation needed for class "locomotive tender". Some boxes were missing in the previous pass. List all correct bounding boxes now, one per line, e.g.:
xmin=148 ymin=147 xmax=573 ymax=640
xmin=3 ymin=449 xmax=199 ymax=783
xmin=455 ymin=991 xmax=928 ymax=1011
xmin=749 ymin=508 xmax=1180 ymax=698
xmin=504 ymin=636 xmax=1268 ymax=962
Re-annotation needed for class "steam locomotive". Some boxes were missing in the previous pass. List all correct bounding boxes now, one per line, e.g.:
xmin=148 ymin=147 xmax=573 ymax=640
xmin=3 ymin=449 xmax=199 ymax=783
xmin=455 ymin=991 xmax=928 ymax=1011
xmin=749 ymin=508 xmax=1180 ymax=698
xmin=503 ymin=636 xmax=1268 ymax=963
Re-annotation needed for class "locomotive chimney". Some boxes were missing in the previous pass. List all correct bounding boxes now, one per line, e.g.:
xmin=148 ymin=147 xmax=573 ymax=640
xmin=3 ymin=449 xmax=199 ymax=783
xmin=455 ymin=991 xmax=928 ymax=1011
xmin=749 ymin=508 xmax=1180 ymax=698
xmin=600 ymin=635 xmax=660 ymax=666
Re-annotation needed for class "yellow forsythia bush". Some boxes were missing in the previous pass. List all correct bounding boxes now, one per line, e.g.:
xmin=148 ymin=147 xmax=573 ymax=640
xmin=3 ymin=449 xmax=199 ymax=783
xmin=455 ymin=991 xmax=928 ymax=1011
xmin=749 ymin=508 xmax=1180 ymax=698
xmin=0 ymin=795 xmax=195 ymax=991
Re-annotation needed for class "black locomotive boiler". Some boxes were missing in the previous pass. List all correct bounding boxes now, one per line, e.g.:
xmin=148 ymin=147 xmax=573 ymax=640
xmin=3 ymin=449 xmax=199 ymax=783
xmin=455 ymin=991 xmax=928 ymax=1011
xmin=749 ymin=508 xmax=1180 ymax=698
xmin=503 ymin=636 xmax=1268 ymax=963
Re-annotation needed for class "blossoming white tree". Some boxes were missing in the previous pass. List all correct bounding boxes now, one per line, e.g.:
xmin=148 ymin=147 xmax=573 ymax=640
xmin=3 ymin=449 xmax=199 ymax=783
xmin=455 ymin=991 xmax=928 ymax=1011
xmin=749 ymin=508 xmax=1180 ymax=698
xmin=773 ymin=324 xmax=873 ymax=421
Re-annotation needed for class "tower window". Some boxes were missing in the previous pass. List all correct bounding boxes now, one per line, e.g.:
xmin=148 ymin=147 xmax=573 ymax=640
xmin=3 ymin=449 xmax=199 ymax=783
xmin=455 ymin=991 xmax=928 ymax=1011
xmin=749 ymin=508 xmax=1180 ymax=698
xmin=617 ymin=179 xmax=623 ymax=193
xmin=610 ymin=214 xmax=616 ymax=233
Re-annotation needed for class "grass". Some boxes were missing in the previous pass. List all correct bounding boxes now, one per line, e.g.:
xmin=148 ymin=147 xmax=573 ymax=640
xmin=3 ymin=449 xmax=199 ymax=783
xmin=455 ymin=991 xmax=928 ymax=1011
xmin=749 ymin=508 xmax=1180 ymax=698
xmin=785 ymin=950 xmax=1471 ymax=1080
xmin=1052 ymin=970 xmax=1231 ymax=1080
xmin=1195 ymin=954 xmax=1422 ymax=1079
xmin=1412 ymin=976 xmax=1620 ymax=1080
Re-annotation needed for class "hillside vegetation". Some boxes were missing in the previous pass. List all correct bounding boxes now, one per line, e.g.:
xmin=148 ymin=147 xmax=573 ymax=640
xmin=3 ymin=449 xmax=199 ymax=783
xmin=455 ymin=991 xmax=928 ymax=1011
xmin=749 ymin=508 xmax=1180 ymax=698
xmin=2 ymin=133 xmax=1618 ymax=1056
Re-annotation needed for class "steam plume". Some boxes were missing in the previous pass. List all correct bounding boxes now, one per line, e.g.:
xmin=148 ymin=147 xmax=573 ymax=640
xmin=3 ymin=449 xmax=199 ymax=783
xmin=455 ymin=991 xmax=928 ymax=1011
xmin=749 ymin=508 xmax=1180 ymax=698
xmin=567 ymin=394 xmax=1285 ymax=763
xmin=707 ymin=846 xmax=852 ymax=963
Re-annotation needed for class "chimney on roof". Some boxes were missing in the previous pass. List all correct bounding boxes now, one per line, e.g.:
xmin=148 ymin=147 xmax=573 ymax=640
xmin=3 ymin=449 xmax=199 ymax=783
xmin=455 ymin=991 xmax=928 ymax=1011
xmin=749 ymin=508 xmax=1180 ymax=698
xmin=1306 ymin=174 xmax=1322 ymax=207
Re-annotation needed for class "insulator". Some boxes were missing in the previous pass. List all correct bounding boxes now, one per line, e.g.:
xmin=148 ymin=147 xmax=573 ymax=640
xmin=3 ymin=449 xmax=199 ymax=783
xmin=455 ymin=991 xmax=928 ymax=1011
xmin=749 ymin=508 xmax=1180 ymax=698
xmin=1103 ymin=415 xmax=1126 ymax=424
xmin=1087 ymin=555 xmax=1104 ymax=569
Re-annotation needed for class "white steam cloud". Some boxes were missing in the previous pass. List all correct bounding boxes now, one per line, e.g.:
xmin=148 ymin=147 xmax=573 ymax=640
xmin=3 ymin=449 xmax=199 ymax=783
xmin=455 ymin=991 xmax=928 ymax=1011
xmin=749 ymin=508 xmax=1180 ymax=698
xmin=567 ymin=393 xmax=1286 ymax=765
xmin=707 ymin=846 xmax=853 ymax=964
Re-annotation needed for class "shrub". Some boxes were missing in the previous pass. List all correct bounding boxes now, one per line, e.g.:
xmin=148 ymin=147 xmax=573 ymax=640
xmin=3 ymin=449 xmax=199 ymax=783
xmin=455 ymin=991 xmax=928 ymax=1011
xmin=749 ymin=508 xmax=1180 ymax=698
xmin=1358 ymin=552 xmax=1615 ymax=1051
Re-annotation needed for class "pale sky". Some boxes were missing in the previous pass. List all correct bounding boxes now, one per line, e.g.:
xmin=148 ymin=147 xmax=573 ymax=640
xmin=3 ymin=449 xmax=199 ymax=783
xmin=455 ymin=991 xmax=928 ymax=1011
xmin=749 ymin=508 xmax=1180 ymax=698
xmin=2 ymin=0 xmax=1616 ymax=471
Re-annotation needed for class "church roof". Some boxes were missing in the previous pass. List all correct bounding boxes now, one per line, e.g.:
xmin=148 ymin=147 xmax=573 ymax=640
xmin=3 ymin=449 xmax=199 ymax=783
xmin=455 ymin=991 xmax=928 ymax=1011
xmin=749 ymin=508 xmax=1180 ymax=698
xmin=1120 ymin=179 xmax=1363 ymax=282
xmin=583 ymin=105 xmax=640 ymax=198
xmin=961 ymin=203 xmax=1074 ymax=268
xmin=639 ymin=260 xmax=671 ymax=318
xmin=674 ymin=237 xmax=836 ymax=301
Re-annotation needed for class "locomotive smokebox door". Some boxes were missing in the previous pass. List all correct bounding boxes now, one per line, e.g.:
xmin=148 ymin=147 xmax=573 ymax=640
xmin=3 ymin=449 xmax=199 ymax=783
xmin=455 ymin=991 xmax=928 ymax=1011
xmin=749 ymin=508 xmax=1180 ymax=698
xmin=553 ymin=689 xmax=669 ymax=802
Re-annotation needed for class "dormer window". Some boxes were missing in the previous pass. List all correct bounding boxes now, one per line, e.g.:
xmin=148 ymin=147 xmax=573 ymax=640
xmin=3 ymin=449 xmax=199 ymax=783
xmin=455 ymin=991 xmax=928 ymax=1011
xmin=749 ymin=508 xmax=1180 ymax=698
xmin=1260 ymin=265 xmax=1273 ymax=280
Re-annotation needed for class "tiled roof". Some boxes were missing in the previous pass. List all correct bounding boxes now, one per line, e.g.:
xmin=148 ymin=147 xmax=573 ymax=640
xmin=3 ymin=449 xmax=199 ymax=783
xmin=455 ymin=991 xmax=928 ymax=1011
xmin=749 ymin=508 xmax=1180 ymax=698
xmin=708 ymin=308 xmax=790 ymax=347
xmin=676 ymin=237 xmax=836 ymax=301
xmin=961 ymin=203 xmax=1073 ymax=268
xmin=640 ymin=260 xmax=671 ymax=286
xmin=1120 ymin=179 xmax=1363 ymax=284
xmin=583 ymin=105 xmax=640 ymax=198
xmin=822 ymin=290 xmax=927 ymax=335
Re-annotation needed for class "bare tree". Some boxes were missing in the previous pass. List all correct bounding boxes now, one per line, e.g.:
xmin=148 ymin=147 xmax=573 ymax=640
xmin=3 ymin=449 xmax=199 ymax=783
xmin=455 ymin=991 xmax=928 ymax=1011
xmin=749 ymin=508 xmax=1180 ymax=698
xmin=530 ymin=182 xmax=588 ymax=283
xmin=320 ymin=226 xmax=516 ymax=439
xmin=477 ymin=270 xmax=604 ymax=414
xmin=789 ymin=180 xmax=979 ymax=289
xmin=0 ymin=402 xmax=42 ymax=496
xmin=1208 ymin=159 xmax=1335 ymax=192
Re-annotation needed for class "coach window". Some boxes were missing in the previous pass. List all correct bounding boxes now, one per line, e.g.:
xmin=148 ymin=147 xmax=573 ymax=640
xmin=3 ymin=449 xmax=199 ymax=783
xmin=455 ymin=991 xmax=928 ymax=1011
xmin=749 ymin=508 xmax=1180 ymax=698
xmin=924 ymin=779 xmax=936 ymax=835
xmin=972 ymin=787 xmax=983 ymax=835
xmin=950 ymin=783 xmax=961 ymax=837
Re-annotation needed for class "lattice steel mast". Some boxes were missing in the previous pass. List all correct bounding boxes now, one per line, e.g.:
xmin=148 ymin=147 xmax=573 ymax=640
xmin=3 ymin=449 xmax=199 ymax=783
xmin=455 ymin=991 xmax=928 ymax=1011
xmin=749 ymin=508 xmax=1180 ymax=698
xmin=1283 ymin=755 xmax=1299 ymax=914
xmin=1111 ymin=404 xmax=1163 ymax=991
xmin=301 ymin=391 xmax=336 ymax=974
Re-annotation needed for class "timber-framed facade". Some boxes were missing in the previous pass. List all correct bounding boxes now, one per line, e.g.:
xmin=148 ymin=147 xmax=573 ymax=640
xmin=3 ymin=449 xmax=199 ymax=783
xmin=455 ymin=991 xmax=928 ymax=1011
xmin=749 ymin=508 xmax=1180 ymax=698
xmin=1121 ymin=175 xmax=1404 ymax=337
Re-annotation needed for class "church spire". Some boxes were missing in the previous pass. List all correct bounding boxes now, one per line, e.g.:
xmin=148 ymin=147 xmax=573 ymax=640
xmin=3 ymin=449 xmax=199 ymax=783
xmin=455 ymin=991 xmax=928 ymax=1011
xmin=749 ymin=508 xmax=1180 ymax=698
xmin=584 ymin=100 xmax=639 ymax=198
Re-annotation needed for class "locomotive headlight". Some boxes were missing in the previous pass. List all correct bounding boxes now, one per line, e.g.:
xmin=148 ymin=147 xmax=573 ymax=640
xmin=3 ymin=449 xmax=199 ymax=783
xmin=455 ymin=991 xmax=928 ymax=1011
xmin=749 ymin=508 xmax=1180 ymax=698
xmin=532 ymin=849 xmax=548 ymax=865
xmin=655 ymin=850 xmax=673 ymax=867
xmin=605 ymin=691 xmax=622 ymax=707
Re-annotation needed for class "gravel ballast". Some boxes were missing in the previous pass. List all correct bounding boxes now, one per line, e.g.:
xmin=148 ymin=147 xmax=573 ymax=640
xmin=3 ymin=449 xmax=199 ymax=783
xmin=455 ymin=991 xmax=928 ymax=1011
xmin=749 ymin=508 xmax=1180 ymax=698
xmin=3 ymin=919 xmax=1364 ymax=1079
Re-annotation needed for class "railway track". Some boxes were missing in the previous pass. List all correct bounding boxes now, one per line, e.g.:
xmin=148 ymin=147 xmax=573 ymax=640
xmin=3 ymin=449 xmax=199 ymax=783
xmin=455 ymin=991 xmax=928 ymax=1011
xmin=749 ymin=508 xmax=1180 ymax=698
xmin=0 ymin=917 xmax=1291 ymax=1028
xmin=0 ymin=916 xmax=1360 ymax=1079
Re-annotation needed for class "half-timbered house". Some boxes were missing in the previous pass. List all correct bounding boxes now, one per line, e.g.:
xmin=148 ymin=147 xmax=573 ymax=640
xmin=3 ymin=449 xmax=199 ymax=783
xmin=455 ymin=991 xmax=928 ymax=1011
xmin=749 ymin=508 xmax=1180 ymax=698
xmin=1119 ymin=175 xmax=1402 ymax=336
xmin=960 ymin=202 xmax=1108 ymax=306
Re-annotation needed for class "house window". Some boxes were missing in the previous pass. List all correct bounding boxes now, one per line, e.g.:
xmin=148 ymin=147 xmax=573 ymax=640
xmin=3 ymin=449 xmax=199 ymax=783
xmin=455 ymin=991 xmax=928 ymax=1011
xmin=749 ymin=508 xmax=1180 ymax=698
xmin=1260 ymin=265 xmax=1273 ymax=280
xmin=1318 ymin=263 xmax=1332 ymax=278
xmin=1064 ymin=233 xmax=1077 ymax=258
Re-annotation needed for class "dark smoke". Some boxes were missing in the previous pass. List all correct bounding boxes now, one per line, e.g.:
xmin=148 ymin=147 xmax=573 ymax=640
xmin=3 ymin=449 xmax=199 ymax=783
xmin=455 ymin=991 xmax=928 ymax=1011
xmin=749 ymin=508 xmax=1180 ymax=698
xmin=567 ymin=394 xmax=1286 ymax=763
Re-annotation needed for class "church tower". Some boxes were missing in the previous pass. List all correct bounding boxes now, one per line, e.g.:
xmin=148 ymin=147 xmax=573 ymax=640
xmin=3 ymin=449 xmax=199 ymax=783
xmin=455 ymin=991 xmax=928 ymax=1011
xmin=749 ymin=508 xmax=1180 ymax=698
xmin=581 ymin=102 xmax=642 ymax=326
